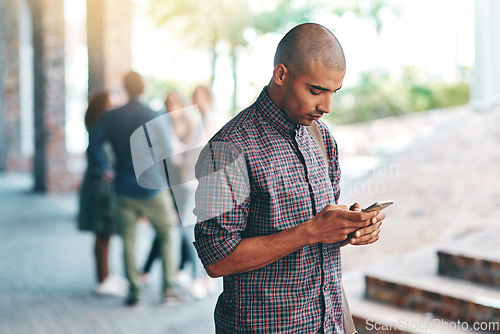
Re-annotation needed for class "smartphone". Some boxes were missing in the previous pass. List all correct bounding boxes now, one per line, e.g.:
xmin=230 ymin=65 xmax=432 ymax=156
xmin=362 ymin=200 xmax=393 ymax=213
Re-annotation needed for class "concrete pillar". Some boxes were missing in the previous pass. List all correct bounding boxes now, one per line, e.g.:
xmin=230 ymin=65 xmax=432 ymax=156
xmin=43 ymin=0 xmax=68 ymax=192
xmin=1 ymin=0 xmax=132 ymax=191
xmin=87 ymin=0 xmax=105 ymax=93
xmin=87 ymin=0 xmax=132 ymax=97
xmin=104 ymin=0 xmax=132 ymax=93
xmin=471 ymin=0 xmax=500 ymax=111
xmin=32 ymin=0 xmax=70 ymax=192
xmin=0 ymin=0 xmax=5 ymax=171
xmin=1 ymin=0 xmax=23 ymax=172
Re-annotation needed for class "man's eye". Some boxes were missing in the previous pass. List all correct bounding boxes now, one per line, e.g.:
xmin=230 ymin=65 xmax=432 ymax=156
xmin=310 ymin=90 xmax=321 ymax=96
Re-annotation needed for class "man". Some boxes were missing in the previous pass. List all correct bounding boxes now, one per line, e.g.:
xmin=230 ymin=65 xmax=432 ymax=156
xmin=193 ymin=23 xmax=385 ymax=333
xmin=88 ymin=71 xmax=178 ymax=305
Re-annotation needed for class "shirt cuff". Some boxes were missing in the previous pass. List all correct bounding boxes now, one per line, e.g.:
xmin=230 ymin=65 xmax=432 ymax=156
xmin=193 ymin=231 xmax=242 ymax=268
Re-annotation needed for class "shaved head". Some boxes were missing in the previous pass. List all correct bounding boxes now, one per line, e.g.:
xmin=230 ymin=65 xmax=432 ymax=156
xmin=274 ymin=23 xmax=345 ymax=75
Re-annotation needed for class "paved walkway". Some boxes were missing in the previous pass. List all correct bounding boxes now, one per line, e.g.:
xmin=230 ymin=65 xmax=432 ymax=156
xmin=1 ymin=105 xmax=499 ymax=333
xmin=0 ymin=174 xmax=221 ymax=334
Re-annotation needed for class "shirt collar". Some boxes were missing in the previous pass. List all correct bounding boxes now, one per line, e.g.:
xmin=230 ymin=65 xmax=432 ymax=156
xmin=256 ymin=87 xmax=300 ymax=136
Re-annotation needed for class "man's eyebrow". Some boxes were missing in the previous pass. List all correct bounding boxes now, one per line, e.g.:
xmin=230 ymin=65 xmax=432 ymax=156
xmin=309 ymin=84 xmax=343 ymax=92
xmin=310 ymin=84 xmax=329 ymax=91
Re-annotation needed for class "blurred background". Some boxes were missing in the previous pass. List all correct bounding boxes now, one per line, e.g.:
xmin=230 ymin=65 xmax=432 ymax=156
xmin=1 ymin=0 xmax=499 ymax=333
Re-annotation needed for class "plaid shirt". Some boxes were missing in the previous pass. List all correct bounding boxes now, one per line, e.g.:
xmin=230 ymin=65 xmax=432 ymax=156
xmin=194 ymin=88 xmax=343 ymax=333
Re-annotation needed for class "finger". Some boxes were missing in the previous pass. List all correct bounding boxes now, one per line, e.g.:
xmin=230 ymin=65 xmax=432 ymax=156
xmin=341 ymin=218 xmax=373 ymax=231
xmin=355 ymin=223 xmax=382 ymax=242
xmin=326 ymin=204 xmax=348 ymax=211
xmin=371 ymin=211 xmax=387 ymax=224
xmin=353 ymin=234 xmax=380 ymax=245
xmin=354 ymin=224 xmax=377 ymax=238
xmin=376 ymin=211 xmax=386 ymax=221
xmin=355 ymin=221 xmax=382 ymax=238
xmin=349 ymin=203 xmax=361 ymax=211
xmin=342 ymin=210 xmax=377 ymax=222
xmin=352 ymin=229 xmax=381 ymax=245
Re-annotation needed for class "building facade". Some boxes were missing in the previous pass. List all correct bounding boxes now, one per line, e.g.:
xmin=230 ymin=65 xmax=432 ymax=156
xmin=0 ymin=0 xmax=498 ymax=192
xmin=0 ymin=0 xmax=132 ymax=192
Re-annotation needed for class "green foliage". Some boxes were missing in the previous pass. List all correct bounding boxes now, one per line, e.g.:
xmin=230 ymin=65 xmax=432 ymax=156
xmin=142 ymin=77 xmax=177 ymax=105
xmin=327 ymin=68 xmax=470 ymax=125
xmin=145 ymin=0 xmax=466 ymax=121
xmin=142 ymin=76 xmax=206 ymax=111
xmin=326 ymin=0 xmax=403 ymax=36
xmin=147 ymin=0 xmax=316 ymax=112
xmin=148 ymin=0 xmax=313 ymax=55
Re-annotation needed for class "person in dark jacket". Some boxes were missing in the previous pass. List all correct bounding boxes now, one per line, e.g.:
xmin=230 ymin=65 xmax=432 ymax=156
xmin=88 ymin=71 xmax=179 ymax=306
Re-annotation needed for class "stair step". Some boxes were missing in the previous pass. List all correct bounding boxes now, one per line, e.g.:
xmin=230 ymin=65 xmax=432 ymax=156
xmin=343 ymin=271 xmax=485 ymax=334
xmin=437 ymin=226 xmax=500 ymax=287
xmin=363 ymin=248 xmax=500 ymax=326
xmin=351 ymin=299 xmax=484 ymax=334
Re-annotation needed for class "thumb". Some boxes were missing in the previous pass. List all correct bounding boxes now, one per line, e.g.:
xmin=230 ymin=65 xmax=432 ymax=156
xmin=349 ymin=202 xmax=362 ymax=212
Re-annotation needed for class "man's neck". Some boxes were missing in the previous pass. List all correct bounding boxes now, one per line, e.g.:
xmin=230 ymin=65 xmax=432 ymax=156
xmin=266 ymin=81 xmax=283 ymax=111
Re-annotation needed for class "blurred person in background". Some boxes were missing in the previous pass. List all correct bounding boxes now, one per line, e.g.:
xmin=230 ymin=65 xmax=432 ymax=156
xmin=165 ymin=91 xmax=194 ymax=144
xmin=88 ymin=71 xmax=180 ymax=306
xmin=139 ymin=86 xmax=226 ymax=299
xmin=140 ymin=89 xmax=213 ymax=299
xmin=140 ymin=90 xmax=188 ymax=286
xmin=175 ymin=84 xmax=226 ymax=298
xmin=78 ymin=90 xmax=127 ymax=296
xmin=191 ymin=85 xmax=226 ymax=140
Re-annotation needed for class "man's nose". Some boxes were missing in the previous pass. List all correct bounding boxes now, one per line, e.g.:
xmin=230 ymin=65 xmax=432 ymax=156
xmin=316 ymin=94 xmax=332 ymax=114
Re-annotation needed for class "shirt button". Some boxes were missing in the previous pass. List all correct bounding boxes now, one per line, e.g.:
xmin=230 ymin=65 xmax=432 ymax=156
xmin=323 ymin=284 xmax=329 ymax=291
xmin=325 ymin=320 xmax=330 ymax=327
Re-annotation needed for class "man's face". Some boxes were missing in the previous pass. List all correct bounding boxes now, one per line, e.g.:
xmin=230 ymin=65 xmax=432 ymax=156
xmin=279 ymin=59 xmax=345 ymax=126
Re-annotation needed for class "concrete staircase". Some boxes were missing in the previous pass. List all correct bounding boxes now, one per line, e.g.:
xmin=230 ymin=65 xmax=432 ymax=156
xmin=344 ymin=227 xmax=500 ymax=334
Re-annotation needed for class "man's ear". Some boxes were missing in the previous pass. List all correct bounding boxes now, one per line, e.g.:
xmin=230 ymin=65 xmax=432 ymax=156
xmin=272 ymin=64 xmax=288 ymax=86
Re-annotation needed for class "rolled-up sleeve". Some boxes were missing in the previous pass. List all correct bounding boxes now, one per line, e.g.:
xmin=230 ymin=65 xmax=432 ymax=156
xmin=193 ymin=140 xmax=251 ymax=267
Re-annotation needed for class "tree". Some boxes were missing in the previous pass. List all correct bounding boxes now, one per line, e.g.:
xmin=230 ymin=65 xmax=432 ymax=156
xmin=328 ymin=0 xmax=402 ymax=37
xmin=148 ymin=0 xmax=314 ymax=112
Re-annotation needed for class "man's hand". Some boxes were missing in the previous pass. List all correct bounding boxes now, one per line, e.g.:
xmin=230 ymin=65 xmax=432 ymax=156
xmin=340 ymin=202 xmax=385 ymax=246
xmin=104 ymin=170 xmax=115 ymax=183
xmin=305 ymin=204 xmax=377 ymax=245
xmin=205 ymin=204 xmax=377 ymax=278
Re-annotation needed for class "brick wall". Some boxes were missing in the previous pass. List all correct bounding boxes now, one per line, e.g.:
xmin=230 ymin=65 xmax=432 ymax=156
xmin=1 ymin=0 xmax=27 ymax=171
xmin=0 ymin=0 xmax=5 ymax=171
xmin=1 ymin=0 xmax=133 ymax=192
xmin=38 ymin=0 xmax=72 ymax=192
xmin=104 ymin=0 xmax=132 ymax=95
xmin=87 ymin=0 xmax=133 ymax=99
xmin=365 ymin=276 xmax=500 ymax=325
xmin=45 ymin=0 xmax=133 ymax=192
xmin=438 ymin=251 xmax=500 ymax=288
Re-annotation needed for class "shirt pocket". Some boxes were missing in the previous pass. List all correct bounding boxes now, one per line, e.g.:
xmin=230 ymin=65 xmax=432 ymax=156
xmin=249 ymin=157 xmax=312 ymax=232
xmin=271 ymin=174 xmax=312 ymax=230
